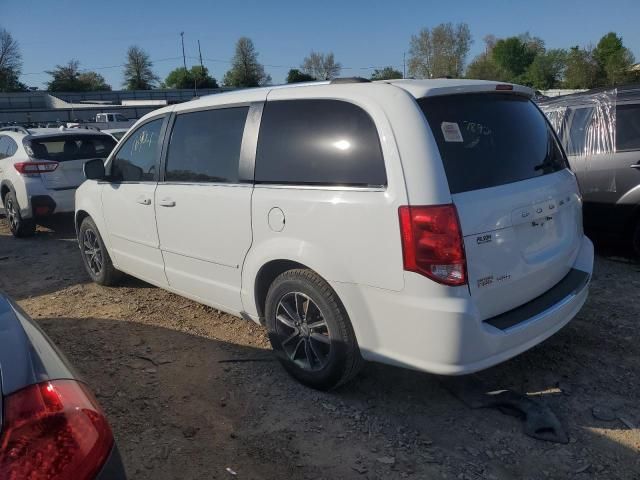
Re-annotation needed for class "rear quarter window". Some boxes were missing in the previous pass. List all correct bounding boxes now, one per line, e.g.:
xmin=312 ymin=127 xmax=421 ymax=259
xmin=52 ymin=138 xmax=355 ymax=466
xmin=255 ymin=99 xmax=386 ymax=187
xmin=419 ymin=94 xmax=567 ymax=194
xmin=0 ymin=136 xmax=18 ymax=159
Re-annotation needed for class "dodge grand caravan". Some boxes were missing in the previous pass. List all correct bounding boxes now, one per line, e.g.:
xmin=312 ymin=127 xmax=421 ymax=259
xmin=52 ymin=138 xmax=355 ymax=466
xmin=75 ymin=78 xmax=594 ymax=390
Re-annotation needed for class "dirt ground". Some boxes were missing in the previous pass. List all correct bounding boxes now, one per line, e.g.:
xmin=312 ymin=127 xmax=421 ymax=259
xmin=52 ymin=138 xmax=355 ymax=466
xmin=0 ymin=216 xmax=639 ymax=480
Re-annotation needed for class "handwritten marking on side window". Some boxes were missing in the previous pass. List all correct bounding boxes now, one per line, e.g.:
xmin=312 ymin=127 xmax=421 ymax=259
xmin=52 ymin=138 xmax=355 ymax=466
xmin=133 ymin=131 xmax=156 ymax=153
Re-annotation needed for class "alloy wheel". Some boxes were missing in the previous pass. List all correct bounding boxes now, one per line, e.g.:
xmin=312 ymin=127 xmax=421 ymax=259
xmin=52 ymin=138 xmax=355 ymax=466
xmin=5 ymin=197 xmax=18 ymax=233
xmin=82 ymin=229 xmax=103 ymax=276
xmin=275 ymin=292 xmax=331 ymax=371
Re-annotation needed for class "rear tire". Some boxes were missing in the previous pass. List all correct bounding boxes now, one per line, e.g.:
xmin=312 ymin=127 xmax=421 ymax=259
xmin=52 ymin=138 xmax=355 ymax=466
xmin=265 ymin=269 xmax=363 ymax=390
xmin=4 ymin=192 xmax=35 ymax=238
xmin=79 ymin=217 xmax=121 ymax=286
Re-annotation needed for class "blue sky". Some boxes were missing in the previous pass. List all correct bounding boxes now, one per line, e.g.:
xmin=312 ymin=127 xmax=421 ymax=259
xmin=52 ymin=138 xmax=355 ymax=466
xmin=3 ymin=0 xmax=639 ymax=89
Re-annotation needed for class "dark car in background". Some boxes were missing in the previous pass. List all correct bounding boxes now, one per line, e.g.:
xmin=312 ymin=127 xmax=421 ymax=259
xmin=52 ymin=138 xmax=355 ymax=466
xmin=540 ymin=85 xmax=640 ymax=254
xmin=0 ymin=292 xmax=126 ymax=479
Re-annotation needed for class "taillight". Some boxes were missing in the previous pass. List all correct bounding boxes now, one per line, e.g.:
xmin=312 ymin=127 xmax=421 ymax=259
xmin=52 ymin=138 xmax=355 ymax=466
xmin=0 ymin=380 xmax=114 ymax=480
xmin=14 ymin=162 xmax=58 ymax=175
xmin=398 ymin=204 xmax=467 ymax=286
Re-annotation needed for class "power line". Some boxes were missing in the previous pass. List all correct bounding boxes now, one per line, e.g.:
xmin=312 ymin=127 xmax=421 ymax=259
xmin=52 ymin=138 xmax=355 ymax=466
xmin=19 ymin=54 xmax=405 ymax=79
xmin=200 ymin=56 xmax=403 ymax=71
xmin=20 ymin=57 xmax=184 ymax=76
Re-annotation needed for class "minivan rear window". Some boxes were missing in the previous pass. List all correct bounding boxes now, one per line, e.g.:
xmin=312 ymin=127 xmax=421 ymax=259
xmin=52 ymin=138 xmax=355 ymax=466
xmin=419 ymin=94 xmax=567 ymax=194
xmin=27 ymin=135 xmax=116 ymax=162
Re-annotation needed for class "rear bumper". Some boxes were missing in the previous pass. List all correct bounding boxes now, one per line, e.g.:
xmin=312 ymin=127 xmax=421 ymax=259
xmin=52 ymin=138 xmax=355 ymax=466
xmin=22 ymin=189 xmax=76 ymax=218
xmin=332 ymin=235 xmax=594 ymax=375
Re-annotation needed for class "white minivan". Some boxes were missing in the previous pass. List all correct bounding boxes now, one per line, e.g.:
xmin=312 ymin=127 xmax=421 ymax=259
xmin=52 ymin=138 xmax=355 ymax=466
xmin=75 ymin=78 xmax=594 ymax=390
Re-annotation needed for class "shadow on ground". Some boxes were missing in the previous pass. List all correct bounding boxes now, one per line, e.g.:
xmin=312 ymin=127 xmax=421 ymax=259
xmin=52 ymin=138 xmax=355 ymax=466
xmin=39 ymin=314 xmax=640 ymax=480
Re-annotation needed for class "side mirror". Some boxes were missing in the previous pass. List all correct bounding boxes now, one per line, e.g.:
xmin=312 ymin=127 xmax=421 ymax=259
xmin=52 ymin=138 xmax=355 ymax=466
xmin=84 ymin=159 xmax=106 ymax=180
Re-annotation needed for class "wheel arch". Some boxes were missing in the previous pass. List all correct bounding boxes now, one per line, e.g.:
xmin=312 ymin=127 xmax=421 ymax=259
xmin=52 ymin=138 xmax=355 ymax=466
xmin=253 ymin=259 xmax=310 ymax=321
xmin=75 ymin=209 xmax=91 ymax=235
xmin=0 ymin=180 xmax=15 ymax=204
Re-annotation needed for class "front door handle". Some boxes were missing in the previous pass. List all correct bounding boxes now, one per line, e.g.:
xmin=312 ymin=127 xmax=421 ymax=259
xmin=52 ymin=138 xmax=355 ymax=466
xmin=136 ymin=196 xmax=151 ymax=205
xmin=159 ymin=198 xmax=176 ymax=207
xmin=630 ymin=163 xmax=640 ymax=169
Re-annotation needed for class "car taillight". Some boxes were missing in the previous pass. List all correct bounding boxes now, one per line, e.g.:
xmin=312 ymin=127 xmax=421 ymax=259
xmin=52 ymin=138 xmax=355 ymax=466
xmin=0 ymin=380 xmax=114 ymax=480
xmin=13 ymin=162 xmax=58 ymax=175
xmin=398 ymin=204 xmax=467 ymax=286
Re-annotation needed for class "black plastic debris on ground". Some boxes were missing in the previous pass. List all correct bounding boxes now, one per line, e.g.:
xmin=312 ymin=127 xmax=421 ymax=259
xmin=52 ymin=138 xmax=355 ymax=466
xmin=441 ymin=376 xmax=569 ymax=444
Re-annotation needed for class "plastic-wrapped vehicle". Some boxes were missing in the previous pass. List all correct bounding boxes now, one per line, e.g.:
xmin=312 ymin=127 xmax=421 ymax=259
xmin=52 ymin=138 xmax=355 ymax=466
xmin=540 ymin=86 xmax=640 ymax=254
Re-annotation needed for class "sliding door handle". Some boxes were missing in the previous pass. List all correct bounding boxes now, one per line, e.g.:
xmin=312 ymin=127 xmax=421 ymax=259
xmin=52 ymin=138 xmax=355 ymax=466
xmin=159 ymin=198 xmax=176 ymax=207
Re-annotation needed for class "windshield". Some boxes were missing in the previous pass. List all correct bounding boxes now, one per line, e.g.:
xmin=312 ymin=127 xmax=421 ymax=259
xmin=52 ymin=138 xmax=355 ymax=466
xmin=27 ymin=135 xmax=117 ymax=162
xmin=419 ymin=93 xmax=567 ymax=194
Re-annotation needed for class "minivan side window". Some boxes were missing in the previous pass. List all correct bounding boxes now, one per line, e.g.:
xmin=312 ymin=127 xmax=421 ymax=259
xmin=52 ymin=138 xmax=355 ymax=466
xmin=165 ymin=107 xmax=249 ymax=183
xmin=255 ymin=100 xmax=386 ymax=187
xmin=616 ymin=103 xmax=640 ymax=152
xmin=110 ymin=118 xmax=164 ymax=182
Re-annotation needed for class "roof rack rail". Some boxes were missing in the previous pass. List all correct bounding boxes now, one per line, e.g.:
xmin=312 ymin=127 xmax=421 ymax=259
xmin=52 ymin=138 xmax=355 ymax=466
xmin=66 ymin=125 xmax=101 ymax=131
xmin=329 ymin=77 xmax=371 ymax=84
xmin=0 ymin=126 xmax=30 ymax=135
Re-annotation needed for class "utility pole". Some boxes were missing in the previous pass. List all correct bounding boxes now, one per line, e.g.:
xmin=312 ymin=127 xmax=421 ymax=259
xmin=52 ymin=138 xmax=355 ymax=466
xmin=180 ymin=32 xmax=187 ymax=70
xmin=198 ymin=40 xmax=204 ymax=71
xmin=403 ymin=52 xmax=406 ymax=79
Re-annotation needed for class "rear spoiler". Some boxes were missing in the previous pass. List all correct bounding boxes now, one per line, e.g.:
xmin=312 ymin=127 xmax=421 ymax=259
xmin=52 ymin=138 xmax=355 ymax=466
xmin=425 ymin=83 xmax=534 ymax=99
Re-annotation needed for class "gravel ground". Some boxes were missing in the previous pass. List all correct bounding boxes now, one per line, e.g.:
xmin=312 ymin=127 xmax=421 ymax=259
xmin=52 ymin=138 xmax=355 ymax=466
xmin=0 ymin=216 xmax=639 ymax=480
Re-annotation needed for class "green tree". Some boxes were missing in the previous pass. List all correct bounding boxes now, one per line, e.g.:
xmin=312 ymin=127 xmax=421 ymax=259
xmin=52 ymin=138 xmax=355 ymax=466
xmin=222 ymin=37 xmax=271 ymax=88
xmin=593 ymin=32 xmax=634 ymax=86
xmin=286 ymin=68 xmax=315 ymax=83
xmin=78 ymin=71 xmax=111 ymax=91
xmin=46 ymin=60 xmax=111 ymax=91
xmin=563 ymin=46 xmax=598 ymax=88
xmin=370 ymin=67 xmax=402 ymax=80
xmin=408 ymin=22 xmax=472 ymax=78
xmin=301 ymin=51 xmax=341 ymax=80
xmin=465 ymin=35 xmax=508 ymax=81
xmin=523 ymin=49 xmax=567 ymax=90
xmin=466 ymin=53 xmax=508 ymax=81
xmin=491 ymin=36 xmax=539 ymax=79
xmin=123 ymin=46 xmax=159 ymax=90
xmin=0 ymin=27 xmax=26 ymax=92
xmin=164 ymin=65 xmax=218 ymax=89
xmin=191 ymin=66 xmax=218 ymax=88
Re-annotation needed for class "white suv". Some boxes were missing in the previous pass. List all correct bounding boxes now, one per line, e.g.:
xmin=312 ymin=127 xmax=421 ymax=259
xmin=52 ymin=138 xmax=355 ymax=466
xmin=0 ymin=126 xmax=116 ymax=237
xmin=75 ymin=79 xmax=594 ymax=390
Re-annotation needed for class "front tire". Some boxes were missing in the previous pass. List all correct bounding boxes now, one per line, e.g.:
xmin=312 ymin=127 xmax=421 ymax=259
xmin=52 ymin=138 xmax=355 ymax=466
xmin=265 ymin=269 xmax=363 ymax=390
xmin=4 ymin=192 xmax=35 ymax=238
xmin=79 ymin=217 xmax=121 ymax=286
